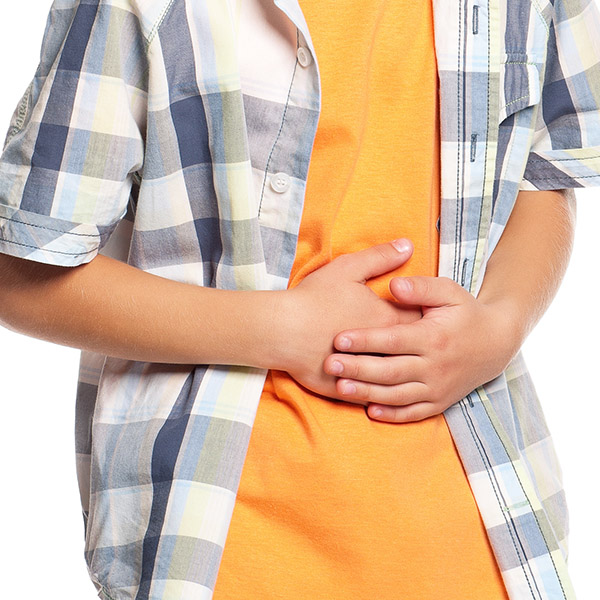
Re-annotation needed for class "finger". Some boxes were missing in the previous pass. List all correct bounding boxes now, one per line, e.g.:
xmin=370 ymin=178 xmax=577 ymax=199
xmin=336 ymin=379 xmax=430 ymax=406
xmin=323 ymin=353 xmax=424 ymax=385
xmin=334 ymin=322 xmax=427 ymax=355
xmin=389 ymin=276 xmax=466 ymax=307
xmin=366 ymin=402 xmax=437 ymax=423
xmin=333 ymin=238 xmax=414 ymax=283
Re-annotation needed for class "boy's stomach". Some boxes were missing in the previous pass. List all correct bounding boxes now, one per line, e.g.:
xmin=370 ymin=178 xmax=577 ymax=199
xmin=213 ymin=367 xmax=509 ymax=599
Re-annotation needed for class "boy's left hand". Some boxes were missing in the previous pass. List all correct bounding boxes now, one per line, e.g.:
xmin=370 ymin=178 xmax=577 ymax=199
xmin=322 ymin=276 xmax=521 ymax=423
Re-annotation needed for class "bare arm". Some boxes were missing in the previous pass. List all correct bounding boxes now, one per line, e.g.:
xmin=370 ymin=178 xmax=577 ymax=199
xmin=322 ymin=189 xmax=577 ymax=421
xmin=0 ymin=252 xmax=283 ymax=367
xmin=0 ymin=238 xmax=418 ymax=399
xmin=477 ymin=188 xmax=576 ymax=342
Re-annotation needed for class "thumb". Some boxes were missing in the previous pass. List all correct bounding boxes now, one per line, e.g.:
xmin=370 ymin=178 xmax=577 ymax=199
xmin=389 ymin=276 xmax=465 ymax=307
xmin=336 ymin=239 xmax=414 ymax=282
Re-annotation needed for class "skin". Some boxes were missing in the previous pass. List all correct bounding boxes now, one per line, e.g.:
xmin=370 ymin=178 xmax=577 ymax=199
xmin=324 ymin=188 xmax=577 ymax=422
xmin=0 ymin=188 xmax=575 ymax=424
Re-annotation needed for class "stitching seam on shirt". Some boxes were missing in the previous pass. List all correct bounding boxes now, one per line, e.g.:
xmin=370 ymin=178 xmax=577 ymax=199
xmin=466 ymin=0 xmax=491 ymax=293
xmin=474 ymin=389 xmax=567 ymax=598
xmin=469 ymin=47 xmax=547 ymax=600
xmin=504 ymin=61 xmax=537 ymax=66
xmin=258 ymin=30 xmax=300 ymax=218
xmin=504 ymin=94 xmax=529 ymax=108
xmin=0 ymin=236 xmax=97 ymax=256
xmin=0 ymin=215 xmax=99 ymax=237
xmin=530 ymin=0 xmax=550 ymax=36
xmin=481 ymin=0 xmax=491 ymax=224
xmin=458 ymin=400 xmax=538 ymax=599
xmin=14 ymin=83 xmax=32 ymax=131
xmin=528 ymin=155 xmax=600 ymax=162
xmin=99 ymin=586 xmax=117 ymax=600
xmin=5 ymin=82 xmax=34 ymax=145
xmin=501 ymin=93 xmax=531 ymax=114
xmin=528 ymin=174 xmax=600 ymax=180
xmin=503 ymin=500 xmax=530 ymax=512
xmin=453 ymin=0 xmax=464 ymax=281
xmin=147 ymin=0 xmax=177 ymax=48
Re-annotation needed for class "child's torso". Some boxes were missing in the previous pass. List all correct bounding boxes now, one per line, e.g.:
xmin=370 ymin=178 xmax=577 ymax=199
xmin=214 ymin=2 xmax=509 ymax=597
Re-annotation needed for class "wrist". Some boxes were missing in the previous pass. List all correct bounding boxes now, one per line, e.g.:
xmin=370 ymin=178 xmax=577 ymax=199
xmin=261 ymin=287 xmax=306 ymax=372
xmin=478 ymin=293 xmax=527 ymax=367
xmin=228 ymin=289 xmax=292 ymax=371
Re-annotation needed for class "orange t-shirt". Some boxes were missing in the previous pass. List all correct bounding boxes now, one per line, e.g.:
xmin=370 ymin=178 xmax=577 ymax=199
xmin=214 ymin=2 xmax=509 ymax=598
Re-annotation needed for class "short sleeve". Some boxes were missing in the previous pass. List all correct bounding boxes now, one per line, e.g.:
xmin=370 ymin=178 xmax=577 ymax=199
xmin=520 ymin=0 xmax=600 ymax=190
xmin=0 ymin=0 xmax=148 ymax=266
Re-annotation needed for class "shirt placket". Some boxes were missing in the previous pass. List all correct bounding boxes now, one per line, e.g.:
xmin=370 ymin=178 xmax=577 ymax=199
xmin=253 ymin=0 xmax=322 ymax=289
xmin=435 ymin=2 xmax=576 ymax=598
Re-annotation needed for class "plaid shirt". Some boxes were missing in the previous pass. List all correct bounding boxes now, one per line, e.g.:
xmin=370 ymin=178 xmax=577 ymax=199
xmin=1 ymin=0 xmax=599 ymax=598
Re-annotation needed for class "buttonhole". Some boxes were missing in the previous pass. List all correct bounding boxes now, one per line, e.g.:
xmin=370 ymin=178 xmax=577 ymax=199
xmin=473 ymin=5 xmax=480 ymax=35
xmin=460 ymin=258 xmax=469 ymax=287
xmin=470 ymin=133 xmax=478 ymax=162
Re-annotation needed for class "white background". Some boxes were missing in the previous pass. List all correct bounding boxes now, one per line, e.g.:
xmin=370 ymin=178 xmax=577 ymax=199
xmin=0 ymin=1 xmax=598 ymax=598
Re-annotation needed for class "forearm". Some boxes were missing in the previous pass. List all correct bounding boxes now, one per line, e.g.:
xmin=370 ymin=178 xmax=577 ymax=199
xmin=0 ymin=253 xmax=285 ymax=367
xmin=477 ymin=188 xmax=577 ymax=352
xmin=0 ymin=241 xmax=414 ymax=391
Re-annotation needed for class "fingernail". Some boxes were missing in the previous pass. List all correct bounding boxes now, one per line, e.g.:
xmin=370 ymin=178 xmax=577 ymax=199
xmin=342 ymin=381 xmax=356 ymax=395
xmin=392 ymin=238 xmax=411 ymax=253
xmin=337 ymin=336 xmax=352 ymax=350
xmin=329 ymin=360 xmax=343 ymax=375
xmin=395 ymin=278 xmax=412 ymax=293
xmin=370 ymin=407 xmax=383 ymax=418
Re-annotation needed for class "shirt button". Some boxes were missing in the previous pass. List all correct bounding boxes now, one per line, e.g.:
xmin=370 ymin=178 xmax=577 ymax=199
xmin=297 ymin=46 xmax=313 ymax=67
xmin=270 ymin=172 xmax=291 ymax=193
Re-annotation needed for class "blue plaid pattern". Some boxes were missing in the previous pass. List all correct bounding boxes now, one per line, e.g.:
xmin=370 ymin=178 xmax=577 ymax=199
xmin=1 ymin=0 xmax=599 ymax=598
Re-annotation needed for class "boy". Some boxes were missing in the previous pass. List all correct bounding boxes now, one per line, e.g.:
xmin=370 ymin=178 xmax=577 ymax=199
xmin=0 ymin=0 xmax=598 ymax=598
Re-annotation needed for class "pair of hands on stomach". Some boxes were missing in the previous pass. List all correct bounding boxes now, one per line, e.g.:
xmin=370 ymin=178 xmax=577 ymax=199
xmin=281 ymin=239 xmax=516 ymax=424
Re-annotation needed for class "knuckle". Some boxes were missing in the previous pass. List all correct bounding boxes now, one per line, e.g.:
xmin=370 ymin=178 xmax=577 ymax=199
xmin=428 ymin=388 xmax=442 ymax=405
xmin=373 ymin=244 xmax=389 ymax=263
xmin=440 ymin=276 xmax=461 ymax=295
xmin=410 ymin=276 xmax=428 ymax=297
xmin=429 ymin=362 xmax=447 ymax=385
xmin=392 ymin=388 xmax=406 ymax=406
xmin=430 ymin=329 xmax=450 ymax=352
xmin=380 ymin=409 xmax=401 ymax=423
xmin=353 ymin=385 xmax=369 ymax=401
xmin=348 ymin=361 xmax=361 ymax=379
xmin=400 ymin=405 xmax=418 ymax=421
xmin=385 ymin=328 xmax=402 ymax=351
xmin=381 ymin=358 xmax=399 ymax=383
xmin=404 ymin=405 xmax=428 ymax=422
xmin=440 ymin=276 xmax=457 ymax=289
xmin=352 ymin=332 xmax=366 ymax=349
xmin=333 ymin=253 xmax=352 ymax=270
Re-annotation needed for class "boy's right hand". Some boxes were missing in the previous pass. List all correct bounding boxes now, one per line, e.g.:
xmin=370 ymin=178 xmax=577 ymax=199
xmin=273 ymin=239 xmax=421 ymax=402
xmin=0 ymin=239 xmax=417 ymax=386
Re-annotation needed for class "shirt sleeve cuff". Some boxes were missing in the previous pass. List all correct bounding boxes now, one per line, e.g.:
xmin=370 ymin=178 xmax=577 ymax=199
xmin=519 ymin=147 xmax=600 ymax=190
xmin=0 ymin=203 xmax=117 ymax=267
